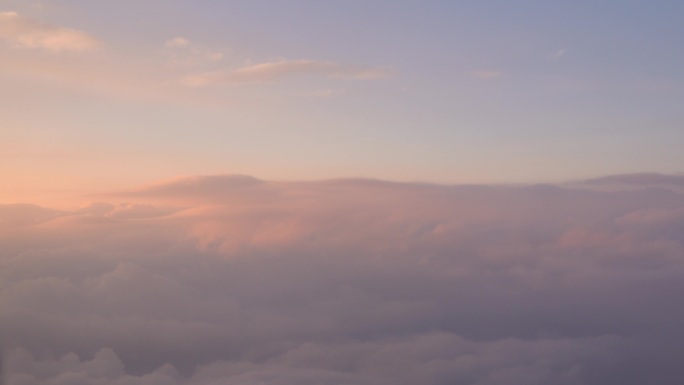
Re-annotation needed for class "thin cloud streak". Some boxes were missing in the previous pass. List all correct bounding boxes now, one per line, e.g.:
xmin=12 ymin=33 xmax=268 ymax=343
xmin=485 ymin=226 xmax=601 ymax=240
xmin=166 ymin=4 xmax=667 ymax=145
xmin=584 ymin=172 xmax=684 ymax=187
xmin=180 ymin=59 xmax=391 ymax=87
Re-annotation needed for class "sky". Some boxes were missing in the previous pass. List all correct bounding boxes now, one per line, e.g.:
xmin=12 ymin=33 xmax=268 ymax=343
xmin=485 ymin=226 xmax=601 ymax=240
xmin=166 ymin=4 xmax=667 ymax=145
xmin=1 ymin=0 xmax=684 ymax=204
xmin=3 ymin=2 xmax=684 ymax=384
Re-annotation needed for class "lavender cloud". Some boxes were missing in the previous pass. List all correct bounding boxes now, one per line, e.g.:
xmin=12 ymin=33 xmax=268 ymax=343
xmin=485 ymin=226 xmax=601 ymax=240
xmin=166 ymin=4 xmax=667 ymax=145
xmin=2 ymin=175 xmax=684 ymax=384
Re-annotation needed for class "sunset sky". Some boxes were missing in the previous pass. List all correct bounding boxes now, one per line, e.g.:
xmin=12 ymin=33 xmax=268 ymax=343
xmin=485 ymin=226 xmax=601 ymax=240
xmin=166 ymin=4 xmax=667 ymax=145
xmin=2 ymin=0 xmax=684 ymax=203
xmin=3 ymin=2 xmax=684 ymax=385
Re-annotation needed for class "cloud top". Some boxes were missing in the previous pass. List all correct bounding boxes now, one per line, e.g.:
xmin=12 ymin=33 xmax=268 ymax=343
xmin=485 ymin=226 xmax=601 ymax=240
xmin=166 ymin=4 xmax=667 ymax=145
xmin=585 ymin=172 xmax=684 ymax=187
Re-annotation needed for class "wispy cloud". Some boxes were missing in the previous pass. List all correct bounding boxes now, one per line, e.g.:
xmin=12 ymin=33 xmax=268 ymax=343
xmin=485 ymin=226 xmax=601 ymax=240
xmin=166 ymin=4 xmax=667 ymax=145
xmin=0 ymin=11 xmax=99 ymax=51
xmin=180 ymin=59 xmax=390 ymax=87
xmin=470 ymin=69 xmax=502 ymax=79
xmin=161 ymin=37 xmax=224 ymax=70
xmin=584 ymin=172 xmax=684 ymax=188
xmin=552 ymin=48 xmax=567 ymax=60
xmin=165 ymin=36 xmax=190 ymax=48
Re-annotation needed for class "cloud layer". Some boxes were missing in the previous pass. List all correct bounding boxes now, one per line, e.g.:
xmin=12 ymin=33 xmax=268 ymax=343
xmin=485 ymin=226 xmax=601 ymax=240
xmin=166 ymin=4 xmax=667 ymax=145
xmin=2 ymin=174 xmax=684 ymax=384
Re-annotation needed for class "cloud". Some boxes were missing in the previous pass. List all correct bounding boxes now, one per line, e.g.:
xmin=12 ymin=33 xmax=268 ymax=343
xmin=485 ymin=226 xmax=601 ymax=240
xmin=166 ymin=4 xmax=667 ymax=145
xmin=161 ymin=37 xmax=224 ymax=71
xmin=180 ymin=60 xmax=390 ymax=87
xmin=553 ymin=49 xmax=567 ymax=60
xmin=0 ymin=203 xmax=60 ymax=226
xmin=6 ymin=334 xmax=618 ymax=385
xmin=0 ymin=36 xmax=218 ymax=106
xmin=584 ymin=172 xmax=684 ymax=187
xmin=3 ymin=174 xmax=684 ymax=384
xmin=470 ymin=69 xmax=502 ymax=79
xmin=5 ymin=348 xmax=180 ymax=385
xmin=0 ymin=11 xmax=99 ymax=51
xmin=165 ymin=37 xmax=190 ymax=48
xmin=117 ymin=174 xmax=265 ymax=201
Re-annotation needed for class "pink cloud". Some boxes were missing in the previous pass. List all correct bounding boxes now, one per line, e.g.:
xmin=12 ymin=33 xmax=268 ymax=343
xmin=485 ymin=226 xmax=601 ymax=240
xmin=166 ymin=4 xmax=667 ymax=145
xmin=0 ymin=12 xmax=99 ymax=51
xmin=3 ymin=174 xmax=684 ymax=384
xmin=180 ymin=60 xmax=390 ymax=87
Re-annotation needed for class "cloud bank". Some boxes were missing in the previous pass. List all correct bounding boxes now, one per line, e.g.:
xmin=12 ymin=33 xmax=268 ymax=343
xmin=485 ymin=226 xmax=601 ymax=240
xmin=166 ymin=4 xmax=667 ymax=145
xmin=0 ymin=11 xmax=99 ymax=51
xmin=2 ymin=174 xmax=684 ymax=384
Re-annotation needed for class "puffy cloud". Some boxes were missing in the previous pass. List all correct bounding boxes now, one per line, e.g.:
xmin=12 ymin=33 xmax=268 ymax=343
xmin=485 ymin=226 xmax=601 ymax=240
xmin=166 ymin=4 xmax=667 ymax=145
xmin=5 ymin=348 xmax=180 ymax=385
xmin=180 ymin=60 xmax=390 ymax=87
xmin=0 ymin=11 xmax=99 ymax=51
xmin=0 ymin=204 xmax=61 ymax=226
xmin=3 ymin=174 xmax=684 ymax=384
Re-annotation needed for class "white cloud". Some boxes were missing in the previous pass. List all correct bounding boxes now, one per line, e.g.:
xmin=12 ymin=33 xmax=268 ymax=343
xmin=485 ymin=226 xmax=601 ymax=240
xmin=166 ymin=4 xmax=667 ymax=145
xmin=0 ymin=11 xmax=99 ymax=51
xmin=180 ymin=59 xmax=390 ymax=87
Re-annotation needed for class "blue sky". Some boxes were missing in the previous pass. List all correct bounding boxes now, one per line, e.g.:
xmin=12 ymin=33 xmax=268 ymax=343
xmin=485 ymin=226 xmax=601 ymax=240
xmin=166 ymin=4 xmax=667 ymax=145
xmin=1 ymin=0 xmax=683 ymax=201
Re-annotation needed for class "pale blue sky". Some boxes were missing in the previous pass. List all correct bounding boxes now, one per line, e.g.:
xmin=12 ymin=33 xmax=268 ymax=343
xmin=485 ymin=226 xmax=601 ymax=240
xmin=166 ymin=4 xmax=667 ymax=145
xmin=1 ymin=0 xmax=683 ymax=199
